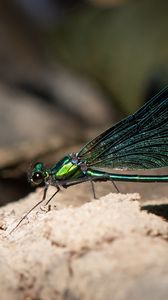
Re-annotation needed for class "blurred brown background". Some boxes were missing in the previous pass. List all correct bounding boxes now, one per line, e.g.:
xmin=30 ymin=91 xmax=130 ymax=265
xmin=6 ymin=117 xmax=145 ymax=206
xmin=0 ymin=0 xmax=168 ymax=204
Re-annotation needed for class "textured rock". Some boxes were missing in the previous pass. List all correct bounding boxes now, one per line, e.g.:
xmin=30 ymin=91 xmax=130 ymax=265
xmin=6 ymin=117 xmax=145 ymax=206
xmin=0 ymin=186 xmax=168 ymax=300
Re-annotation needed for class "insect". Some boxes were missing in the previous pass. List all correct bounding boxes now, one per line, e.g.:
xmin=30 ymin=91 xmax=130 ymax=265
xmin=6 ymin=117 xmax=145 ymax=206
xmin=10 ymin=86 xmax=168 ymax=233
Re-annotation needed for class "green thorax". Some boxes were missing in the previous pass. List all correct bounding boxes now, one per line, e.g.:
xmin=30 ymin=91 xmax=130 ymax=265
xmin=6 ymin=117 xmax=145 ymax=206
xmin=50 ymin=155 xmax=84 ymax=181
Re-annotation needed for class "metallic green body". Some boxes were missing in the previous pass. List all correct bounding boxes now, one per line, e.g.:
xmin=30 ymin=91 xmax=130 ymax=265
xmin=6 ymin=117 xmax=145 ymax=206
xmin=86 ymin=168 xmax=168 ymax=182
xmin=31 ymin=86 xmax=168 ymax=190
xmin=51 ymin=156 xmax=79 ymax=179
xmin=32 ymin=155 xmax=168 ymax=186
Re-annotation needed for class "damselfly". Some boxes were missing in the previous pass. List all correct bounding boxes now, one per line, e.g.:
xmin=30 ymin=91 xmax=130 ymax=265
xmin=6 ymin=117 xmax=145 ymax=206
xmin=10 ymin=86 xmax=168 ymax=233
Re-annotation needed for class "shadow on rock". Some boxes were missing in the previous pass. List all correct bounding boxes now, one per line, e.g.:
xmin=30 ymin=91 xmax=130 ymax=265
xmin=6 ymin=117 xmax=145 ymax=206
xmin=142 ymin=204 xmax=168 ymax=222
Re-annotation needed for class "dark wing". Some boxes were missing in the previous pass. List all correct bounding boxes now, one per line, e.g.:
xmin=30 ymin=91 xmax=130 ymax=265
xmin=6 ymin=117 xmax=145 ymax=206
xmin=78 ymin=86 xmax=168 ymax=170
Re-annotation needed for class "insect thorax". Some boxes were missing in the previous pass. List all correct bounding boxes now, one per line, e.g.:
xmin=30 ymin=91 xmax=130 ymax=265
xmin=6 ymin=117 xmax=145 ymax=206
xmin=51 ymin=154 xmax=86 ymax=181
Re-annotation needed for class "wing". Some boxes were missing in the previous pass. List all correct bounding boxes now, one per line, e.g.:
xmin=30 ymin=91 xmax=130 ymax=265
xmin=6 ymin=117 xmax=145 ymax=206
xmin=78 ymin=86 xmax=168 ymax=170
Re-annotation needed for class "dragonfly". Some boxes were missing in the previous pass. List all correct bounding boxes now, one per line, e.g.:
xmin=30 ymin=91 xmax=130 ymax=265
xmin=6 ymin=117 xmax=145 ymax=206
xmin=10 ymin=86 xmax=168 ymax=233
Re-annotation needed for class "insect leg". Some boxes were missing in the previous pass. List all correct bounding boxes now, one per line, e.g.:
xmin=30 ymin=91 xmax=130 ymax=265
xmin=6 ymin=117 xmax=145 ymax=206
xmin=44 ymin=186 xmax=60 ymax=206
xmin=9 ymin=184 xmax=49 ymax=234
xmin=90 ymin=181 xmax=97 ymax=199
xmin=111 ymin=181 xmax=120 ymax=193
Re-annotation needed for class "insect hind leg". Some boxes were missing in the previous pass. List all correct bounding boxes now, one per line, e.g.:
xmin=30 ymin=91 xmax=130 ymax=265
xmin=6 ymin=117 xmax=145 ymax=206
xmin=90 ymin=181 xmax=97 ymax=199
xmin=111 ymin=181 xmax=120 ymax=193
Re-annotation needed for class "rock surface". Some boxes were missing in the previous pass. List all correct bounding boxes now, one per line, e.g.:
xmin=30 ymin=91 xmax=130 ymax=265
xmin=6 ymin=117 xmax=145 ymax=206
xmin=0 ymin=185 xmax=168 ymax=300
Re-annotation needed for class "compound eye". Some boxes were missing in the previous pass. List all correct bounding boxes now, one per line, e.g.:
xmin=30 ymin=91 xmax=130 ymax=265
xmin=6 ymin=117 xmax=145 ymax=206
xmin=31 ymin=172 xmax=44 ymax=185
